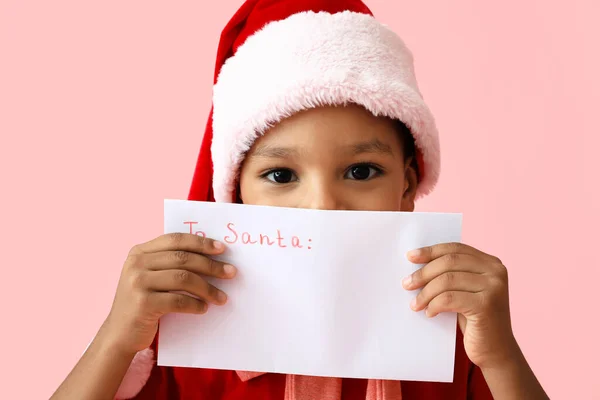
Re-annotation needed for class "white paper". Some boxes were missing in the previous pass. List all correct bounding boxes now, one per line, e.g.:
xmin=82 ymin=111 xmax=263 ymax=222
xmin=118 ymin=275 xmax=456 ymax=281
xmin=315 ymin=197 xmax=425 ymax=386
xmin=158 ymin=199 xmax=462 ymax=383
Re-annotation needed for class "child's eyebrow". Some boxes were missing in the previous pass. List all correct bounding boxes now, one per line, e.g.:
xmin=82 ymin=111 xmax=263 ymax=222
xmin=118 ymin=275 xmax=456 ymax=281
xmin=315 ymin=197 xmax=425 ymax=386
xmin=249 ymin=145 xmax=300 ymax=159
xmin=249 ymin=139 xmax=394 ymax=160
xmin=348 ymin=139 xmax=394 ymax=157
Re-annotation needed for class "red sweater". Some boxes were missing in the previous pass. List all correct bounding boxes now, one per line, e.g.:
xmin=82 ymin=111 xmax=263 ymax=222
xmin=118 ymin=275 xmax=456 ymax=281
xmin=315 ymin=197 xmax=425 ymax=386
xmin=129 ymin=329 xmax=493 ymax=399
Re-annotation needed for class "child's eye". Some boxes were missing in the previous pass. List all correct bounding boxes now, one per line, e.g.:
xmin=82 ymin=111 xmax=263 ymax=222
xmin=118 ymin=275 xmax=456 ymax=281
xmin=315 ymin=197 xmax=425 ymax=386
xmin=262 ymin=168 xmax=298 ymax=184
xmin=344 ymin=164 xmax=383 ymax=180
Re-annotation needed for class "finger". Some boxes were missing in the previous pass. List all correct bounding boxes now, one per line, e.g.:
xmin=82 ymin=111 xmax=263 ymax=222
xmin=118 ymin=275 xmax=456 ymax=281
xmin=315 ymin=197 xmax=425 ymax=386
xmin=411 ymin=272 xmax=487 ymax=311
xmin=407 ymin=242 xmax=494 ymax=264
xmin=403 ymin=253 xmax=484 ymax=290
xmin=145 ymin=269 xmax=228 ymax=305
xmin=143 ymin=251 xmax=237 ymax=279
xmin=132 ymin=233 xmax=226 ymax=256
xmin=150 ymin=292 xmax=209 ymax=315
xmin=425 ymin=291 xmax=482 ymax=318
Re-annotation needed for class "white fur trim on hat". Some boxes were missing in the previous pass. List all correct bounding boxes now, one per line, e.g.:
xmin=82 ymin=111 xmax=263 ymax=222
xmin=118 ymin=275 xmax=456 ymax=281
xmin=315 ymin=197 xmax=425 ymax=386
xmin=212 ymin=10 xmax=440 ymax=202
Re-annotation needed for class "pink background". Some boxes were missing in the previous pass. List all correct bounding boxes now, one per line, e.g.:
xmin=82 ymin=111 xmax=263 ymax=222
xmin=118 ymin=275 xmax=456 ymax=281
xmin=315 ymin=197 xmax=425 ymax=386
xmin=1 ymin=1 xmax=598 ymax=398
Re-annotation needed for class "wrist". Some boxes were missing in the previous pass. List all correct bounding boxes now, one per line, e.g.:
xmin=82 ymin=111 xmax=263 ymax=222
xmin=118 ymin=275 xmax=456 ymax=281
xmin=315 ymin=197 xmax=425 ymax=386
xmin=480 ymin=336 xmax=523 ymax=373
xmin=95 ymin=317 xmax=138 ymax=360
xmin=479 ymin=338 xmax=549 ymax=400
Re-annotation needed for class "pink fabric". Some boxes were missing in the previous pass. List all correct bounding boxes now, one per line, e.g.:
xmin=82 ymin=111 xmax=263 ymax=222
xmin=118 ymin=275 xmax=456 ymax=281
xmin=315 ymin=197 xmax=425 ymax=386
xmin=114 ymin=348 xmax=155 ymax=400
xmin=237 ymin=371 xmax=403 ymax=400
xmin=211 ymin=10 xmax=440 ymax=203
xmin=116 ymin=351 xmax=403 ymax=400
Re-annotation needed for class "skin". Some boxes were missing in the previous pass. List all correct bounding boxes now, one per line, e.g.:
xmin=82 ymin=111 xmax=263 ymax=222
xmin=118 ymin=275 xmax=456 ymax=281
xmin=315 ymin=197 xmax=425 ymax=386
xmin=238 ymin=105 xmax=417 ymax=211
xmin=51 ymin=105 xmax=548 ymax=400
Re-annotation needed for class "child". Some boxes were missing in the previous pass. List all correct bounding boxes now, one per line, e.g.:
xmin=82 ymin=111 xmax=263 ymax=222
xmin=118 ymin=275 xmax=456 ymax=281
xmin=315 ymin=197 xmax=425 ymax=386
xmin=51 ymin=0 xmax=549 ymax=399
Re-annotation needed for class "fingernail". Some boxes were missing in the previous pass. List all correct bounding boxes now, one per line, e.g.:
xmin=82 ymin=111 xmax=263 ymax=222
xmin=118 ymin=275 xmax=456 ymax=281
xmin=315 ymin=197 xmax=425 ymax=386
xmin=410 ymin=297 xmax=417 ymax=310
xmin=224 ymin=264 xmax=237 ymax=275
xmin=402 ymin=275 xmax=412 ymax=288
xmin=216 ymin=290 xmax=228 ymax=304
xmin=407 ymin=249 xmax=422 ymax=259
xmin=425 ymin=307 xmax=432 ymax=317
xmin=213 ymin=241 xmax=225 ymax=250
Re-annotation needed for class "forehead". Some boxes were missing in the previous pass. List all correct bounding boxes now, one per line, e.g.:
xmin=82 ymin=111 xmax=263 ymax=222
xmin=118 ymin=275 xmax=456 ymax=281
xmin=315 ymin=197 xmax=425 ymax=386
xmin=248 ymin=105 xmax=403 ymax=153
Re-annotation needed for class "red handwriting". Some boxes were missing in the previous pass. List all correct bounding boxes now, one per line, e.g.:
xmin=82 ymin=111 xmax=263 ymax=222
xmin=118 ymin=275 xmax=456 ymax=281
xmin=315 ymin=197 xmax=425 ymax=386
xmin=184 ymin=221 xmax=206 ymax=237
xmin=291 ymin=236 xmax=302 ymax=248
xmin=193 ymin=222 xmax=312 ymax=250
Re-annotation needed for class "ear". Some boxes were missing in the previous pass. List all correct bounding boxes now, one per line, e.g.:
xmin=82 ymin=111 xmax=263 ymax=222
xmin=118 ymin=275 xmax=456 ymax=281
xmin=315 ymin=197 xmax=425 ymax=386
xmin=401 ymin=155 xmax=419 ymax=211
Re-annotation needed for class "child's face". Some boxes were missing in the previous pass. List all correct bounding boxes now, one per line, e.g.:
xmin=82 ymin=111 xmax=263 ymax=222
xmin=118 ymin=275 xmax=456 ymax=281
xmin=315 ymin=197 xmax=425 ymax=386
xmin=239 ymin=105 xmax=418 ymax=212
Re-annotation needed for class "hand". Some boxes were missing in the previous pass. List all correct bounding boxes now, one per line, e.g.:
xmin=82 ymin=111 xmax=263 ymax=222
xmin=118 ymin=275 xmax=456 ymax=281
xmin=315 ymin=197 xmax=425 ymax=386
xmin=100 ymin=233 xmax=237 ymax=355
xmin=402 ymin=242 xmax=518 ymax=369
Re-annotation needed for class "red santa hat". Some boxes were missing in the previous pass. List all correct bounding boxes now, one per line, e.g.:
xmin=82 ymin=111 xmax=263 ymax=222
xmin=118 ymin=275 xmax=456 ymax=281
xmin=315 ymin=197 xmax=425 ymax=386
xmin=188 ymin=0 xmax=440 ymax=204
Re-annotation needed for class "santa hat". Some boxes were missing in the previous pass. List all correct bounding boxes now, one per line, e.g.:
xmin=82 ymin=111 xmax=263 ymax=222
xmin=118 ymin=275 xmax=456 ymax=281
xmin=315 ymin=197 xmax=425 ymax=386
xmin=188 ymin=0 xmax=440 ymax=203
xmin=117 ymin=0 xmax=439 ymax=398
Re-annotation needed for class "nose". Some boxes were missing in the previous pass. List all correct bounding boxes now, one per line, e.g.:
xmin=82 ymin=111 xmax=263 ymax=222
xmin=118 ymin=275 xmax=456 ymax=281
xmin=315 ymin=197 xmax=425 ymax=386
xmin=303 ymin=180 xmax=342 ymax=211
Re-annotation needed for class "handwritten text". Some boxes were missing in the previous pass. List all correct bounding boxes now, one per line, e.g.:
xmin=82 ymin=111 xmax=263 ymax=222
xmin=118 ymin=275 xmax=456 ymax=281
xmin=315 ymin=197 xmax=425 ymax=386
xmin=184 ymin=221 xmax=312 ymax=250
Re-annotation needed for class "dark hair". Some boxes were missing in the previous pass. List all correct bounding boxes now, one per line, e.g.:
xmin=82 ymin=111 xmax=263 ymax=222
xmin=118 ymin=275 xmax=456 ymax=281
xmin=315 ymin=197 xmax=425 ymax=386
xmin=394 ymin=119 xmax=420 ymax=179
